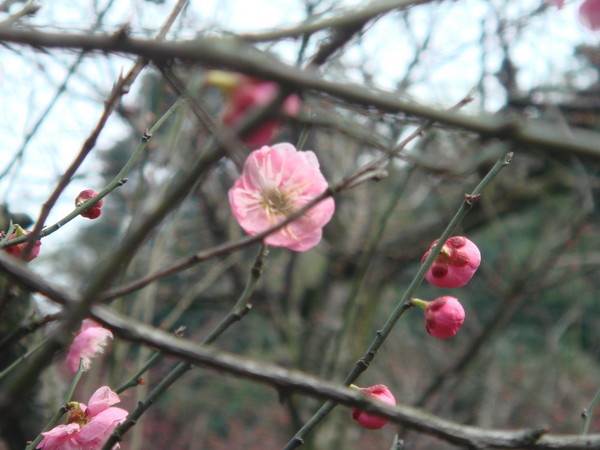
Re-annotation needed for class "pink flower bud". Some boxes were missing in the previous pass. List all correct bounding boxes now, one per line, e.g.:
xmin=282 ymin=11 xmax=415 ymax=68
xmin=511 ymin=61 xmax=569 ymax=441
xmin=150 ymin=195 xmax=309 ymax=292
xmin=422 ymin=236 xmax=481 ymax=288
xmin=351 ymin=384 xmax=396 ymax=430
xmin=579 ymin=0 xmax=600 ymax=30
xmin=424 ymin=296 xmax=465 ymax=339
xmin=76 ymin=189 xmax=103 ymax=220
xmin=3 ymin=228 xmax=41 ymax=262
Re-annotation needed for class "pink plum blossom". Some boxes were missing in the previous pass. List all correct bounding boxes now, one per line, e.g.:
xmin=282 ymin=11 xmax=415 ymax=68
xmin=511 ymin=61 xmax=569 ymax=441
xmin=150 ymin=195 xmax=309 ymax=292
xmin=76 ymin=189 xmax=103 ymax=220
xmin=208 ymin=71 xmax=301 ymax=147
xmin=580 ymin=0 xmax=600 ymax=30
xmin=3 ymin=227 xmax=41 ymax=262
xmin=66 ymin=319 xmax=113 ymax=372
xmin=422 ymin=236 xmax=481 ymax=288
xmin=37 ymin=386 xmax=127 ymax=450
xmin=351 ymin=384 xmax=396 ymax=430
xmin=228 ymin=143 xmax=335 ymax=251
xmin=423 ymin=296 xmax=465 ymax=339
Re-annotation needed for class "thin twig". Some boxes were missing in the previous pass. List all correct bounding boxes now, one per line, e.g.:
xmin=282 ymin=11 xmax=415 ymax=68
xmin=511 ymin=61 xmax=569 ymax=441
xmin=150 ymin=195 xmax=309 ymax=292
xmin=1 ymin=96 xmax=186 ymax=249
xmin=281 ymin=152 xmax=513 ymax=449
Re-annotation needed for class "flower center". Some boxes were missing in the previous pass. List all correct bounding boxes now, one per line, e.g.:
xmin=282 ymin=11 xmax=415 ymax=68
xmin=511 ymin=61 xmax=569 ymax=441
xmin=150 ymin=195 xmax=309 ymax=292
xmin=260 ymin=188 xmax=294 ymax=216
xmin=66 ymin=402 xmax=90 ymax=427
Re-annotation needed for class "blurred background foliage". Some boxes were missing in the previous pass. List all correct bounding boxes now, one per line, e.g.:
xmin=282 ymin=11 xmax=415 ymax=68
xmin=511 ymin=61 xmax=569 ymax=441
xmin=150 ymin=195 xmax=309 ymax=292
xmin=2 ymin=0 xmax=600 ymax=449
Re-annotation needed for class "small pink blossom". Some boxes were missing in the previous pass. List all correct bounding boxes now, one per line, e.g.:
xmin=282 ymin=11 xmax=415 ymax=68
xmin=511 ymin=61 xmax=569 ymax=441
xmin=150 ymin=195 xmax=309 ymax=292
xmin=422 ymin=236 xmax=481 ymax=288
xmin=228 ymin=143 xmax=335 ymax=251
xmin=424 ymin=296 xmax=465 ymax=339
xmin=3 ymin=228 xmax=41 ymax=262
xmin=37 ymin=386 xmax=128 ymax=450
xmin=66 ymin=319 xmax=113 ymax=372
xmin=580 ymin=0 xmax=600 ymax=29
xmin=217 ymin=73 xmax=301 ymax=147
xmin=76 ymin=189 xmax=103 ymax=220
xmin=351 ymin=384 xmax=396 ymax=430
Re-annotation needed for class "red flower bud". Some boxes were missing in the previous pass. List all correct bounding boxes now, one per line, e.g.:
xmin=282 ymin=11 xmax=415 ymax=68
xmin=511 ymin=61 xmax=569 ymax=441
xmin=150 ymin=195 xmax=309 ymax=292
xmin=424 ymin=296 xmax=465 ymax=339
xmin=351 ymin=384 xmax=396 ymax=430
xmin=422 ymin=236 xmax=481 ymax=288
xmin=76 ymin=189 xmax=103 ymax=220
xmin=3 ymin=228 xmax=41 ymax=262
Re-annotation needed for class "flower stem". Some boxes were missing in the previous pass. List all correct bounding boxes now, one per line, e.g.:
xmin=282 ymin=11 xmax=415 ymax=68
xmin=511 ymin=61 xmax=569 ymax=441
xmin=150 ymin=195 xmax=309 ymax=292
xmin=410 ymin=298 xmax=428 ymax=309
xmin=282 ymin=151 xmax=513 ymax=449
xmin=25 ymin=359 xmax=85 ymax=450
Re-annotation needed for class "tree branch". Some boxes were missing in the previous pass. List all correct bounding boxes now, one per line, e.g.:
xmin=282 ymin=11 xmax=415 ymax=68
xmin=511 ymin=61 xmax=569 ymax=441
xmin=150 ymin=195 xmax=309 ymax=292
xmin=0 ymin=27 xmax=599 ymax=161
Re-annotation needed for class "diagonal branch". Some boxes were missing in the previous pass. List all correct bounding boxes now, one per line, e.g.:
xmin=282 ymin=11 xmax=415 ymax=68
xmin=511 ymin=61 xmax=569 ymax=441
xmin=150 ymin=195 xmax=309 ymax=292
xmin=0 ymin=28 xmax=599 ymax=161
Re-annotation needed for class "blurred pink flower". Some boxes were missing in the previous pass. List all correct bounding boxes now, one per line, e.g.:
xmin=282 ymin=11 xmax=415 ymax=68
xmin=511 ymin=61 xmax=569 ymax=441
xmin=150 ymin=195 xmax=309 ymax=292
xmin=351 ymin=384 xmax=396 ymax=430
xmin=422 ymin=236 xmax=481 ymax=288
xmin=208 ymin=71 xmax=301 ymax=147
xmin=424 ymin=296 xmax=465 ymax=339
xmin=229 ymin=143 xmax=335 ymax=251
xmin=3 ymin=228 xmax=41 ymax=262
xmin=66 ymin=319 xmax=113 ymax=372
xmin=580 ymin=0 xmax=600 ymax=29
xmin=546 ymin=0 xmax=565 ymax=9
xmin=37 ymin=386 xmax=127 ymax=450
xmin=76 ymin=189 xmax=103 ymax=220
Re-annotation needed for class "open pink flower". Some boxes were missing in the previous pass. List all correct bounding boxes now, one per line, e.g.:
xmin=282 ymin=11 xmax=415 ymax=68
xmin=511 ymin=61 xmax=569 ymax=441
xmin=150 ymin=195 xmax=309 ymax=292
xmin=66 ymin=319 xmax=113 ymax=372
xmin=228 ymin=143 xmax=335 ymax=251
xmin=76 ymin=189 xmax=103 ymax=220
xmin=580 ymin=0 xmax=600 ymax=29
xmin=420 ymin=296 xmax=465 ymax=339
xmin=351 ymin=384 xmax=396 ymax=430
xmin=422 ymin=236 xmax=481 ymax=288
xmin=207 ymin=71 xmax=301 ymax=147
xmin=3 ymin=227 xmax=41 ymax=262
xmin=37 ymin=386 xmax=127 ymax=450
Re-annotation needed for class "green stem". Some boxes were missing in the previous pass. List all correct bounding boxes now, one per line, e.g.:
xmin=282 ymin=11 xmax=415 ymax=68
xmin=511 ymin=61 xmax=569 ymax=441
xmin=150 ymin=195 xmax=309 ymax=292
xmin=581 ymin=384 xmax=600 ymax=434
xmin=115 ymin=351 xmax=162 ymax=394
xmin=25 ymin=359 xmax=85 ymax=450
xmin=0 ymin=96 xmax=186 ymax=249
xmin=282 ymin=152 xmax=513 ymax=449
xmin=410 ymin=298 xmax=428 ymax=309
xmin=101 ymin=244 xmax=269 ymax=450
xmin=0 ymin=337 xmax=46 ymax=381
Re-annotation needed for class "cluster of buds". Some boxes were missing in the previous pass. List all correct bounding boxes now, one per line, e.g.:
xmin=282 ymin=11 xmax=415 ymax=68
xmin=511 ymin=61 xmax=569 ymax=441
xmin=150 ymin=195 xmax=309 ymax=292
xmin=413 ymin=236 xmax=481 ymax=339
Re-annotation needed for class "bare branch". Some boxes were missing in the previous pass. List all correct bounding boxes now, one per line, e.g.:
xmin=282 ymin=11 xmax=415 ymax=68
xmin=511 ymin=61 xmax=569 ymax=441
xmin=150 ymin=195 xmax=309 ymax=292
xmin=0 ymin=28 xmax=599 ymax=161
